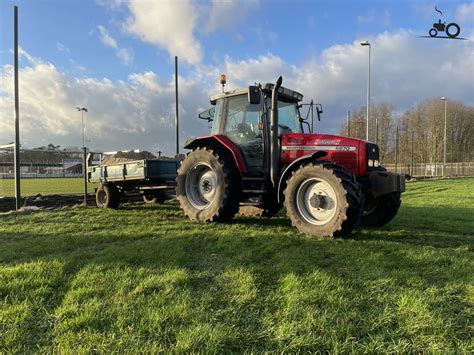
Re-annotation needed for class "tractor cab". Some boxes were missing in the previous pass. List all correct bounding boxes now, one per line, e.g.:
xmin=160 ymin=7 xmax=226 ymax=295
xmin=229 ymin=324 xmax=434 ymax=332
xmin=199 ymin=85 xmax=305 ymax=172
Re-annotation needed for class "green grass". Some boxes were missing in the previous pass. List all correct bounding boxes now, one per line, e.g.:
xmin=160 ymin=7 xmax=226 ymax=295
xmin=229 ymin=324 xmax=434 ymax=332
xmin=0 ymin=178 xmax=94 ymax=196
xmin=1 ymin=178 xmax=473 ymax=352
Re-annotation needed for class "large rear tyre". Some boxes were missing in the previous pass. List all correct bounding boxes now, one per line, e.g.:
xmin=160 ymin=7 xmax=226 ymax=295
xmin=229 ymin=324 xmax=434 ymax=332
xmin=284 ymin=163 xmax=362 ymax=237
xmin=360 ymin=192 xmax=401 ymax=227
xmin=176 ymin=147 xmax=241 ymax=222
xmin=96 ymin=184 xmax=120 ymax=209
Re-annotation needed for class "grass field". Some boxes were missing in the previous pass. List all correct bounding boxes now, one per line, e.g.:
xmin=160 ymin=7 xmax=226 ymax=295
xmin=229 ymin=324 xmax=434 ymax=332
xmin=0 ymin=178 xmax=95 ymax=197
xmin=1 ymin=178 xmax=473 ymax=352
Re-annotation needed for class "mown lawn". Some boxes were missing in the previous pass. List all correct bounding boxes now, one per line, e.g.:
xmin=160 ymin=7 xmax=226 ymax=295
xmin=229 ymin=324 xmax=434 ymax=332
xmin=0 ymin=178 xmax=473 ymax=352
xmin=0 ymin=178 xmax=94 ymax=197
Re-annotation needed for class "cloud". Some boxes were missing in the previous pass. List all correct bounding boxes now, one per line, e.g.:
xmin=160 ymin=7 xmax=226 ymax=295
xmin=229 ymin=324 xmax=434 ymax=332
xmin=1 ymin=31 xmax=473 ymax=154
xmin=97 ymin=25 xmax=134 ymax=65
xmin=97 ymin=25 xmax=118 ymax=48
xmin=0 ymin=50 xmax=213 ymax=155
xmin=457 ymin=2 xmax=474 ymax=22
xmin=205 ymin=0 xmax=258 ymax=33
xmin=124 ymin=0 xmax=202 ymax=65
xmin=56 ymin=42 xmax=70 ymax=54
xmin=219 ymin=31 xmax=474 ymax=132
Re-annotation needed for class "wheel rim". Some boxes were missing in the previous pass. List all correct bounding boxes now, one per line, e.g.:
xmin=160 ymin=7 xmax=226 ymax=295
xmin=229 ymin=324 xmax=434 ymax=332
xmin=295 ymin=178 xmax=338 ymax=225
xmin=185 ymin=162 xmax=217 ymax=209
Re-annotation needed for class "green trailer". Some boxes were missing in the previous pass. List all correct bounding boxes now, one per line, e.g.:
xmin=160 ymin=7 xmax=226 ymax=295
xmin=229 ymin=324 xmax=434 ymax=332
xmin=87 ymin=159 xmax=179 ymax=208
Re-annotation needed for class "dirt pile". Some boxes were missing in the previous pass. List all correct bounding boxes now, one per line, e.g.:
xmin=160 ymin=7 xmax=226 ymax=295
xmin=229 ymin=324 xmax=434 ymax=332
xmin=101 ymin=151 xmax=156 ymax=165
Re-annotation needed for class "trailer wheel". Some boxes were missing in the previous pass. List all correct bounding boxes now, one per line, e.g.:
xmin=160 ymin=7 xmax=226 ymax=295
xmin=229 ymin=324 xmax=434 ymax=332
xmin=284 ymin=163 xmax=362 ymax=237
xmin=96 ymin=184 xmax=120 ymax=209
xmin=360 ymin=192 xmax=401 ymax=227
xmin=143 ymin=193 xmax=166 ymax=204
xmin=177 ymin=147 xmax=241 ymax=222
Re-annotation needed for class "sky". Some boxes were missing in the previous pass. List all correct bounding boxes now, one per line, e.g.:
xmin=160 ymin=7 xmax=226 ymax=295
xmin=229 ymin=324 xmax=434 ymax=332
xmin=1 ymin=0 xmax=473 ymax=155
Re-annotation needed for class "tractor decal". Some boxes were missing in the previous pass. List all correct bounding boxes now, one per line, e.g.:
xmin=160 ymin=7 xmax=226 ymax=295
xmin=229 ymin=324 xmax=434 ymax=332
xmin=281 ymin=145 xmax=356 ymax=151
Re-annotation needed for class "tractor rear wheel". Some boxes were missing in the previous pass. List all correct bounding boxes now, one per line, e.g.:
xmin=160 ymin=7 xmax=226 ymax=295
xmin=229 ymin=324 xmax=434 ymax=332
xmin=284 ymin=163 xmax=362 ymax=237
xmin=96 ymin=183 xmax=120 ymax=209
xmin=177 ymin=147 xmax=241 ymax=222
xmin=360 ymin=192 xmax=401 ymax=227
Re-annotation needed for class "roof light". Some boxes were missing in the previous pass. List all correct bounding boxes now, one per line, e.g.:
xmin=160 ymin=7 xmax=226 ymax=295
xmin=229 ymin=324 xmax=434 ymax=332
xmin=220 ymin=74 xmax=226 ymax=85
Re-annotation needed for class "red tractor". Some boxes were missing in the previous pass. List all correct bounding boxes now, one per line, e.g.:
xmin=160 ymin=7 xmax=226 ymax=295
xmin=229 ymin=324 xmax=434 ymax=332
xmin=176 ymin=77 xmax=405 ymax=237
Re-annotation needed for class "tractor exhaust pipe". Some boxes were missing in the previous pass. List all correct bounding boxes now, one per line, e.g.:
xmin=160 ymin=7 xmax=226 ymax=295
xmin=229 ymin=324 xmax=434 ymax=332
xmin=270 ymin=76 xmax=283 ymax=188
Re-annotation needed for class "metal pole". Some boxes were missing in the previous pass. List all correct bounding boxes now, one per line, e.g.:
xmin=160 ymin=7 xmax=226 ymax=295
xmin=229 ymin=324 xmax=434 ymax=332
xmin=443 ymin=99 xmax=447 ymax=177
xmin=83 ymin=146 xmax=87 ymax=206
xmin=13 ymin=6 xmax=21 ymax=211
xmin=411 ymin=130 xmax=414 ymax=176
xmin=395 ymin=124 xmax=399 ymax=173
xmin=81 ymin=110 xmax=85 ymax=149
xmin=347 ymin=110 xmax=351 ymax=137
xmin=175 ymin=56 xmax=179 ymax=157
xmin=367 ymin=45 xmax=371 ymax=141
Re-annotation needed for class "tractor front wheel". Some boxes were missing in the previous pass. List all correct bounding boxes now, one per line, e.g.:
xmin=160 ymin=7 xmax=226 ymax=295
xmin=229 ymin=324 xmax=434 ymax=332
xmin=284 ymin=163 xmax=362 ymax=237
xmin=177 ymin=147 xmax=241 ymax=222
xmin=360 ymin=192 xmax=401 ymax=227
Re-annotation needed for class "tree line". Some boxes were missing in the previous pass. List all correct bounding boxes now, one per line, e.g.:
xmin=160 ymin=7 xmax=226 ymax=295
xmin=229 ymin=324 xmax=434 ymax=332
xmin=339 ymin=98 xmax=474 ymax=165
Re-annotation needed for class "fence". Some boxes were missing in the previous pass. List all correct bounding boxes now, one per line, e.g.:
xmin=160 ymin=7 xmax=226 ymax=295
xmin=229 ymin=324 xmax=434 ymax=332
xmin=384 ymin=161 xmax=474 ymax=178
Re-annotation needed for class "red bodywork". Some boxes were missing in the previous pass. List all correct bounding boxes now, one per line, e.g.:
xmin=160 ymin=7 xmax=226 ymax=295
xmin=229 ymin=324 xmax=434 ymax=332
xmin=187 ymin=133 xmax=369 ymax=177
xmin=281 ymin=133 xmax=368 ymax=176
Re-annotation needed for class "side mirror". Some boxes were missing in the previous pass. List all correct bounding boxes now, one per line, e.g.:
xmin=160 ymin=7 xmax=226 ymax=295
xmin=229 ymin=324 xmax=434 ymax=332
xmin=248 ymin=86 xmax=261 ymax=105
xmin=198 ymin=107 xmax=215 ymax=122
xmin=316 ymin=104 xmax=323 ymax=121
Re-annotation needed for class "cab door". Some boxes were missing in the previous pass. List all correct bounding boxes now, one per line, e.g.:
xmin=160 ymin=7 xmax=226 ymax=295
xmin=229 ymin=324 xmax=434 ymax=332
xmin=222 ymin=95 xmax=264 ymax=173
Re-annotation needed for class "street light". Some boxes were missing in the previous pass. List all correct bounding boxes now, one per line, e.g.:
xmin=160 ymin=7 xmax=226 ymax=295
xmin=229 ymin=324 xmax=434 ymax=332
xmin=440 ymin=97 xmax=447 ymax=177
xmin=360 ymin=40 xmax=371 ymax=142
xmin=76 ymin=107 xmax=88 ymax=148
xmin=76 ymin=106 xmax=88 ymax=206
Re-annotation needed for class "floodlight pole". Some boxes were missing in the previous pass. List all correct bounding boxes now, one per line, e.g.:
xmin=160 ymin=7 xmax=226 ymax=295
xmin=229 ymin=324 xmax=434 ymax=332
xmin=175 ymin=56 xmax=179 ymax=157
xmin=77 ymin=107 xmax=88 ymax=206
xmin=13 ymin=6 xmax=21 ymax=211
xmin=361 ymin=41 xmax=371 ymax=141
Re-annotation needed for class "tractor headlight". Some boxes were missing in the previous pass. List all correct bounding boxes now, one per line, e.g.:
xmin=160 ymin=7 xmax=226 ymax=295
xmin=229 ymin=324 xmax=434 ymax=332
xmin=374 ymin=160 xmax=379 ymax=167
xmin=368 ymin=159 xmax=374 ymax=167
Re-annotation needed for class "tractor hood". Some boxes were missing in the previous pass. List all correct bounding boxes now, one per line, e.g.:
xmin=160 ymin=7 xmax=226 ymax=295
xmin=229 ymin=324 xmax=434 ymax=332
xmin=280 ymin=133 xmax=378 ymax=176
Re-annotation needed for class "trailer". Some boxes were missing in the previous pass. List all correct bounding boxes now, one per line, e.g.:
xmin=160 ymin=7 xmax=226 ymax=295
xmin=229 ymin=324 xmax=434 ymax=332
xmin=87 ymin=159 xmax=179 ymax=208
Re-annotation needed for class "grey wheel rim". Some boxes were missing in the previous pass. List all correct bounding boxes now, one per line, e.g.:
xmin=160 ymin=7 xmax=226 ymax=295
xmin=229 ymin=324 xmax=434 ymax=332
xmin=185 ymin=162 xmax=217 ymax=209
xmin=295 ymin=178 xmax=338 ymax=225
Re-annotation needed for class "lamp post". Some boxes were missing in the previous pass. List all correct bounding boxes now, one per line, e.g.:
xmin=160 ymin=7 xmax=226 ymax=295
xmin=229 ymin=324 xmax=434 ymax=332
xmin=76 ymin=107 xmax=88 ymax=205
xmin=360 ymin=40 xmax=371 ymax=142
xmin=440 ymin=97 xmax=447 ymax=177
